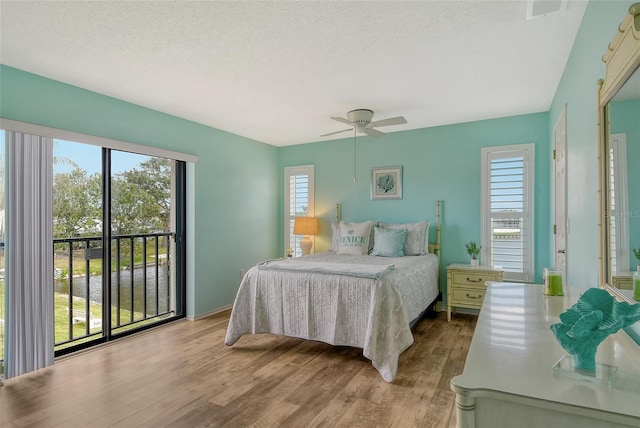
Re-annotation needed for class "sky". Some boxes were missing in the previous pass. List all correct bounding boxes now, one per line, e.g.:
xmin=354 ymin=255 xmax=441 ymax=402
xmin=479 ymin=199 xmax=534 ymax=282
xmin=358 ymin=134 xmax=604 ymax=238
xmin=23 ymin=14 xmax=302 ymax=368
xmin=0 ymin=131 xmax=150 ymax=175
xmin=54 ymin=139 xmax=149 ymax=175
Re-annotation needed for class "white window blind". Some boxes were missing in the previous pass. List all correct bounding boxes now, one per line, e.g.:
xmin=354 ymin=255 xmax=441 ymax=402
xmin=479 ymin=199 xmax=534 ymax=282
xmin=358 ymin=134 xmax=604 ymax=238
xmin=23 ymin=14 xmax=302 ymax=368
xmin=481 ymin=144 xmax=534 ymax=282
xmin=608 ymin=134 xmax=629 ymax=274
xmin=284 ymin=165 xmax=314 ymax=257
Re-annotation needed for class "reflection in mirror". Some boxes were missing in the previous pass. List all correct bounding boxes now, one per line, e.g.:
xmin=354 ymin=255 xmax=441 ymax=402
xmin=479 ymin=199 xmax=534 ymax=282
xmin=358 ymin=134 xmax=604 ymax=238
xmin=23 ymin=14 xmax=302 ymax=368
xmin=599 ymin=3 xmax=640 ymax=322
xmin=606 ymin=70 xmax=640 ymax=289
xmin=607 ymin=67 xmax=640 ymax=290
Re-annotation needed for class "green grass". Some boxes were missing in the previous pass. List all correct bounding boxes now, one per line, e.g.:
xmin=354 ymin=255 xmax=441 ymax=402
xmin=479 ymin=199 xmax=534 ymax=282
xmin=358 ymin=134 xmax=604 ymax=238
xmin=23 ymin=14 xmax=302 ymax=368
xmin=0 ymin=242 xmax=167 ymax=359
xmin=53 ymin=292 xmax=153 ymax=350
xmin=0 ymin=287 xmax=148 ymax=357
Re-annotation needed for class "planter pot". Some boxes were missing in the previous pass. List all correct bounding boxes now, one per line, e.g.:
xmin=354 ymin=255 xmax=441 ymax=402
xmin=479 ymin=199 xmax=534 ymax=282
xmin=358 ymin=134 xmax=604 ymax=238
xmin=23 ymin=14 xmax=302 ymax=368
xmin=470 ymin=259 xmax=478 ymax=267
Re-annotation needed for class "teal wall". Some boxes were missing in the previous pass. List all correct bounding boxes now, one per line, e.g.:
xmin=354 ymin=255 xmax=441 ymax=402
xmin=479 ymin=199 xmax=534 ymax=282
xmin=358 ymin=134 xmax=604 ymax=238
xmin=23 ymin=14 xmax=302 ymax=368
xmin=549 ymin=0 xmax=633 ymax=288
xmin=0 ymin=65 xmax=280 ymax=318
xmin=1 ymin=0 xmax=634 ymax=315
xmin=610 ymin=98 xmax=640 ymax=270
xmin=279 ymin=112 xmax=552 ymax=289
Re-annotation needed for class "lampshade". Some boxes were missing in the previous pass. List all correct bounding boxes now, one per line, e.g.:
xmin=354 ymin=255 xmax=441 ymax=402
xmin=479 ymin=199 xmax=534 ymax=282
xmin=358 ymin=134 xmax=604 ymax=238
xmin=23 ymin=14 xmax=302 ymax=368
xmin=293 ymin=217 xmax=319 ymax=236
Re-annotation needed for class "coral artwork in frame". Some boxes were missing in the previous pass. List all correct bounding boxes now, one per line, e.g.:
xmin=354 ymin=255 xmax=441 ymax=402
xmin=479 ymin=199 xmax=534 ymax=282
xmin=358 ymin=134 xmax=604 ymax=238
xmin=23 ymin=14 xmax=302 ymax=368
xmin=371 ymin=166 xmax=402 ymax=200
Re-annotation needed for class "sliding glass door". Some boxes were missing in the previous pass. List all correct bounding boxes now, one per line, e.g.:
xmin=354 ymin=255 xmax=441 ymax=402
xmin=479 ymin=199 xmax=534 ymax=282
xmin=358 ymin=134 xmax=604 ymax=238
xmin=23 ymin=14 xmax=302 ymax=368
xmin=52 ymin=140 xmax=104 ymax=350
xmin=0 ymin=131 xmax=5 ymax=371
xmin=52 ymin=140 xmax=185 ymax=355
xmin=108 ymin=151 xmax=180 ymax=335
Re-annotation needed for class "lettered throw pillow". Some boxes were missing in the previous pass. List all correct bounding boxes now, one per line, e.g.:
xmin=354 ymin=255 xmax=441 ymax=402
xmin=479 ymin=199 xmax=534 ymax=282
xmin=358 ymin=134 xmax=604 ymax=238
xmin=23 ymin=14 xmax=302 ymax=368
xmin=337 ymin=221 xmax=373 ymax=255
xmin=377 ymin=221 xmax=429 ymax=255
xmin=371 ymin=227 xmax=407 ymax=257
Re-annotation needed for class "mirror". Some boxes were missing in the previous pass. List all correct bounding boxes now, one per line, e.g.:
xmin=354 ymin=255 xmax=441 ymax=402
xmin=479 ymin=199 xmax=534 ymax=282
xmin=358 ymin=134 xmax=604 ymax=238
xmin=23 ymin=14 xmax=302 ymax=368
xmin=605 ymin=70 xmax=640 ymax=290
xmin=599 ymin=3 xmax=640 ymax=304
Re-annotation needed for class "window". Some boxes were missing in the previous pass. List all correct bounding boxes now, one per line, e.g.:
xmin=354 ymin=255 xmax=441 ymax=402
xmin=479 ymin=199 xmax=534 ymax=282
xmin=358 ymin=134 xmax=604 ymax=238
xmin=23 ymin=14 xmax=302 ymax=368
xmin=0 ymin=130 xmax=4 ymax=369
xmin=481 ymin=144 xmax=534 ymax=282
xmin=608 ymin=133 xmax=629 ymax=274
xmin=0 ymin=120 xmax=192 ymax=367
xmin=284 ymin=165 xmax=314 ymax=257
xmin=51 ymin=140 xmax=186 ymax=355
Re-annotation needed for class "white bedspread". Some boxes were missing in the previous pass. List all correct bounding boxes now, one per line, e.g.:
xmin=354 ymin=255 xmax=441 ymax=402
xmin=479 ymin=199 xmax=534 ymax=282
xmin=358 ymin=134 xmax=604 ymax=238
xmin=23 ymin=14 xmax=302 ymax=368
xmin=224 ymin=252 xmax=440 ymax=382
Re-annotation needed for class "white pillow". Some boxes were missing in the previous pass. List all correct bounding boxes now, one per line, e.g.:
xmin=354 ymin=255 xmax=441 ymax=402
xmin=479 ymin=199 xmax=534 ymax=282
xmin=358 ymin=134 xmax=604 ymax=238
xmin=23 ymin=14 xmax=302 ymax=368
xmin=337 ymin=221 xmax=373 ymax=255
xmin=377 ymin=221 xmax=429 ymax=255
xmin=331 ymin=221 xmax=376 ymax=253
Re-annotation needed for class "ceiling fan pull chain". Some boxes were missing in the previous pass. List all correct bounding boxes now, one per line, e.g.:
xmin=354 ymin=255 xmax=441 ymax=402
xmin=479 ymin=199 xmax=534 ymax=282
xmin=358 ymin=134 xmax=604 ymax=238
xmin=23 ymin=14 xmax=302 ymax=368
xmin=353 ymin=128 xmax=357 ymax=183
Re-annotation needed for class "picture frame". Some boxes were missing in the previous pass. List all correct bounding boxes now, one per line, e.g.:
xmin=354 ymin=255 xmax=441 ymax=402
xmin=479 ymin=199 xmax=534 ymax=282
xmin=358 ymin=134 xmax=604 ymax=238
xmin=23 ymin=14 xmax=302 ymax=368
xmin=371 ymin=166 xmax=403 ymax=200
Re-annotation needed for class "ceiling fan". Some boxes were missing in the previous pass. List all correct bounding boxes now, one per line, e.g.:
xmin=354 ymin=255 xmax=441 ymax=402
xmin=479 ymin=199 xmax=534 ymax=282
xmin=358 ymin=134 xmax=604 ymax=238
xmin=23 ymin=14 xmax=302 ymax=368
xmin=321 ymin=109 xmax=407 ymax=138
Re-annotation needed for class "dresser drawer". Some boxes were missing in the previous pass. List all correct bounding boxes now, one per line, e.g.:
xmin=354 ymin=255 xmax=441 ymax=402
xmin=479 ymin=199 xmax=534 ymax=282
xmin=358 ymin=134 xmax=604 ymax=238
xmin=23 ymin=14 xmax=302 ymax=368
xmin=452 ymin=271 xmax=499 ymax=286
xmin=612 ymin=276 xmax=633 ymax=290
xmin=452 ymin=287 xmax=486 ymax=305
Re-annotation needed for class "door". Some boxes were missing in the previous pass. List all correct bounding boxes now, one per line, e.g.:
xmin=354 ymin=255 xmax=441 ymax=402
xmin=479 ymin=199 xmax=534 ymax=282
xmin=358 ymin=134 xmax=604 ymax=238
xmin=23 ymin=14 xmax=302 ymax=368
xmin=554 ymin=106 xmax=568 ymax=281
xmin=52 ymin=140 xmax=186 ymax=355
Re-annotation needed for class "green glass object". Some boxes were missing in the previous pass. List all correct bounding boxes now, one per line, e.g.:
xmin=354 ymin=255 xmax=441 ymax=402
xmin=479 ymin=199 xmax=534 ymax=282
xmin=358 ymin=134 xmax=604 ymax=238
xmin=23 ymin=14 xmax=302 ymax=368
xmin=550 ymin=288 xmax=640 ymax=371
xmin=633 ymin=272 xmax=640 ymax=301
xmin=544 ymin=268 xmax=564 ymax=296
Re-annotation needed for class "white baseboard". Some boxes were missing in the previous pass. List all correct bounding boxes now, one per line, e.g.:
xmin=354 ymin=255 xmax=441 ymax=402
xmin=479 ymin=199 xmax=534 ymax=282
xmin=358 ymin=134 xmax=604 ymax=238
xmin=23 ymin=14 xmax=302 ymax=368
xmin=188 ymin=304 xmax=232 ymax=321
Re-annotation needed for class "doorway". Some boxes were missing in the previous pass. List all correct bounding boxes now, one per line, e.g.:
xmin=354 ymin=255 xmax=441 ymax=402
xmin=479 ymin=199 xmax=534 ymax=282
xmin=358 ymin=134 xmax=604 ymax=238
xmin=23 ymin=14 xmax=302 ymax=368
xmin=52 ymin=140 xmax=186 ymax=355
xmin=554 ymin=105 xmax=568 ymax=282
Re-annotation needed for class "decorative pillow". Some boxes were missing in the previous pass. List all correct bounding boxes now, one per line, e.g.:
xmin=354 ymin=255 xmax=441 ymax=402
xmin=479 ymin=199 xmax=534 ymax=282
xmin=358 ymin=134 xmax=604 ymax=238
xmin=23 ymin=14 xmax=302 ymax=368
xmin=371 ymin=227 xmax=407 ymax=257
xmin=337 ymin=221 xmax=373 ymax=255
xmin=330 ymin=221 xmax=376 ymax=253
xmin=377 ymin=221 xmax=429 ymax=255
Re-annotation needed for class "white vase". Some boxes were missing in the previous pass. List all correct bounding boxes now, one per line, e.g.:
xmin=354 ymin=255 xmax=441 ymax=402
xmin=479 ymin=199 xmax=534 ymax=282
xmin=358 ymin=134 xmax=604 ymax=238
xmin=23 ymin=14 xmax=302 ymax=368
xmin=471 ymin=259 xmax=479 ymax=267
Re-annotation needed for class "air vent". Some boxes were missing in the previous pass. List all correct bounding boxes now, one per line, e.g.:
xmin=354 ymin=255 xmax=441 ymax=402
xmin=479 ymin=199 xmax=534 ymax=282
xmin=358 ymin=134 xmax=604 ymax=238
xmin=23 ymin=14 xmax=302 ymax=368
xmin=526 ymin=0 xmax=566 ymax=20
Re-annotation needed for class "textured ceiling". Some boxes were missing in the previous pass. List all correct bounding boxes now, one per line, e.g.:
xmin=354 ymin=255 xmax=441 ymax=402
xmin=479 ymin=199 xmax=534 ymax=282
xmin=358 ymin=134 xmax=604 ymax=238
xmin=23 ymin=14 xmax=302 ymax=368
xmin=0 ymin=1 xmax=588 ymax=146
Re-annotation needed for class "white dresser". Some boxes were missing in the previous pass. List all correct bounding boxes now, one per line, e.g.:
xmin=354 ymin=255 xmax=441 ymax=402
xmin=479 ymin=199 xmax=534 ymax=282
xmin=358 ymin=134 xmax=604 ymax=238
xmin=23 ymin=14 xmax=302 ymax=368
xmin=451 ymin=282 xmax=640 ymax=428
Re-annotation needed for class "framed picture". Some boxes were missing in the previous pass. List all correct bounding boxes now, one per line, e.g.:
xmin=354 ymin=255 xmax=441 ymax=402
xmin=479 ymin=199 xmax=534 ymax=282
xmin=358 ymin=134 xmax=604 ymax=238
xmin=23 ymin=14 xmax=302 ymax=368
xmin=371 ymin=166 xmax=402 ymax=200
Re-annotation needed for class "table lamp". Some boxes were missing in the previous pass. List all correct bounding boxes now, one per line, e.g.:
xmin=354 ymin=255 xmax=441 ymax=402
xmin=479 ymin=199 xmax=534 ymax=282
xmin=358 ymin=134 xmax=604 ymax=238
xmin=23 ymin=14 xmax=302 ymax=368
xmin=293 ymin=217 xmax=319 ymax=256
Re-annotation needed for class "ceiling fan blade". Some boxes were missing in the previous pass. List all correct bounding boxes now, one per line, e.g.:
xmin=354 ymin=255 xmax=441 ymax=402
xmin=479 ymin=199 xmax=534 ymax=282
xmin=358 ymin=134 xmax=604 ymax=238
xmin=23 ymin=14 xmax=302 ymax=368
xmin=361 ymin=128 xmax=385 ymax=138
xmin=320 ymin=128 xmax=352 ymax=137
xmin=330 ymin=116 xmax=353 ymax=126
xmin=369 ymin=116 xmax=407 ymax=128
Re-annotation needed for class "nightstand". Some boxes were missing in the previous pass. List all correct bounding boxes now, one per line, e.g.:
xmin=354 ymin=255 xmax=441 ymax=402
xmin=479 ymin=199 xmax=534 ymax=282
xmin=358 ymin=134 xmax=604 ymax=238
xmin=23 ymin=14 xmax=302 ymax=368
xmin=446 ymin=264 xmax=504 ymax=321
xmin=612 ymin=273 xmax=633 ymax=290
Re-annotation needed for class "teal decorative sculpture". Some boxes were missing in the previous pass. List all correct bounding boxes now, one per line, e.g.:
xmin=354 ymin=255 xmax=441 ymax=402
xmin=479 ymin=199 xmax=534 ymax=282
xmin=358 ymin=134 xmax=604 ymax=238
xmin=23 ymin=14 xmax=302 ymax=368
xmin=550 ymin=288 xmax=640 ymax=371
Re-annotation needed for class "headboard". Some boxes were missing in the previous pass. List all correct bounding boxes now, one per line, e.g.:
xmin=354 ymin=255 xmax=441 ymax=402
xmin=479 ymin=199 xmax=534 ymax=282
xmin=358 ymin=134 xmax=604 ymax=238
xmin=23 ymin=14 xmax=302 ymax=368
xmin=335 ymin=200 xmax=442 ymax=257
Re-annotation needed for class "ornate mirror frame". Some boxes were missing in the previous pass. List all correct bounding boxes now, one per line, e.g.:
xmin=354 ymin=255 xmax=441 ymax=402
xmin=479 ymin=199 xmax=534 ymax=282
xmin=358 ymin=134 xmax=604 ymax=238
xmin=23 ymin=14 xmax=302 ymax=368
xmin=598 ymin=3 xmax=640 ymax=303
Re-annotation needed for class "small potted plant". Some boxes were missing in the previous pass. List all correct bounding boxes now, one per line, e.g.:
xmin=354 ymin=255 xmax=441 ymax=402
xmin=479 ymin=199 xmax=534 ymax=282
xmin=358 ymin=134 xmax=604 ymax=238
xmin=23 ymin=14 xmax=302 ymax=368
xmin=633 ymin=247 xmax=640 ymax=272
xmin=465 ymin=241 xmax=481 ymax=267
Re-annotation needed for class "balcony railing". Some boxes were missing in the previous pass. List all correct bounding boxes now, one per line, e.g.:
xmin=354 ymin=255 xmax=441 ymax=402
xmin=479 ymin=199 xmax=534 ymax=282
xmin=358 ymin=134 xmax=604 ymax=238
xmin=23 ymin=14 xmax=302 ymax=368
xmin=53 ymin=232 xmax=173 ymax=349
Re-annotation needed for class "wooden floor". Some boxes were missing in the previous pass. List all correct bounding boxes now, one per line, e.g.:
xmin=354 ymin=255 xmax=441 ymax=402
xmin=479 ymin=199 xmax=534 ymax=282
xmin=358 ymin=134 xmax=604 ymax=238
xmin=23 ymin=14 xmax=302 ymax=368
xmin=0 ymin=310 xmax=477 ymax=428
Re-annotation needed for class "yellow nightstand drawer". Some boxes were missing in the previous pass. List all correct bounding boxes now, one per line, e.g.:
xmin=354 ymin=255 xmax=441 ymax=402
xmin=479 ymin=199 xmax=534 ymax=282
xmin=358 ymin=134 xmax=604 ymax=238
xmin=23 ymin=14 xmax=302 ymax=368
xmin=612 ymin=275 xmax=633 ymax=290
xmin=452 ymin=287 xmax=486 ymax=305
xmin=452 ymin=271 xmax=499 ymax=287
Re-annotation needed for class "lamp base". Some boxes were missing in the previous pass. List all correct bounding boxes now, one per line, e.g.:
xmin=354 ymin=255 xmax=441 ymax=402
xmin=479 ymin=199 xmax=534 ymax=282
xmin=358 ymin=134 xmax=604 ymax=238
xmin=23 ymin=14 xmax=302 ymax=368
xmin=300 ymin=236 xmax=312 ymax=255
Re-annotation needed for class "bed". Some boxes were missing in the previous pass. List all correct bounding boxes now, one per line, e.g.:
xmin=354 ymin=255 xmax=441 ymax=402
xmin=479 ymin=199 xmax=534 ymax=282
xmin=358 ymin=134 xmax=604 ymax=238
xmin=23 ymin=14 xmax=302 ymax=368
xmin=225 ymin=201 xmax=442 ymax=382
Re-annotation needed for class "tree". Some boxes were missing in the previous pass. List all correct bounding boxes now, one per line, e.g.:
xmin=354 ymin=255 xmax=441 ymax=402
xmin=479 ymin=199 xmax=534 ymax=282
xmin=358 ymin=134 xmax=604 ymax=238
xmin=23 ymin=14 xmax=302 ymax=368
xmin=111 ymin=157 xmax=171 ymax=235
xmin=52 ymin=156 xmax=172 ymax=238
xmin=53 ymin=167 xmax=102 ymax=238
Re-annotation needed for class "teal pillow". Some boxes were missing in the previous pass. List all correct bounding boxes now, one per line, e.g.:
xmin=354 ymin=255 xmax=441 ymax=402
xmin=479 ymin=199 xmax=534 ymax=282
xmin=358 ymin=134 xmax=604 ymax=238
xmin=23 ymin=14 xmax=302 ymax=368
xmin=371 ymin=227 xmax=407 ymax=257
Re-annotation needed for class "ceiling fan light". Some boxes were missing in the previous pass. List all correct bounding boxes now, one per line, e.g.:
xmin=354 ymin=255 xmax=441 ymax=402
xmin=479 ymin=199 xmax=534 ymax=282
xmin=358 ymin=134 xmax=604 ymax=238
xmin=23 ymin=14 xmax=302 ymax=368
xmin=322 ymin=108 xmax=407 ymax=138
xmin=347 ymin=109 xmax=374 ymax=126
